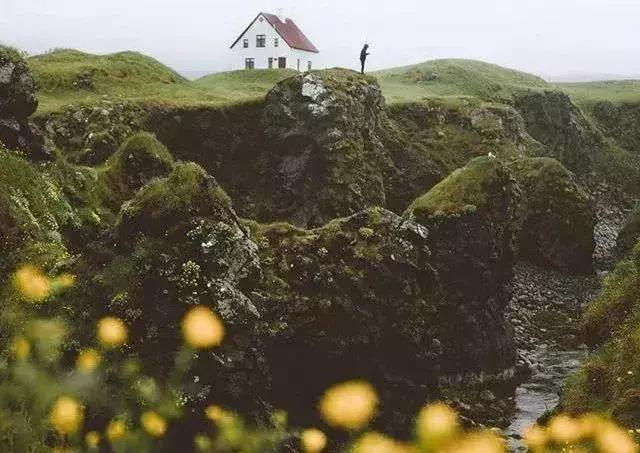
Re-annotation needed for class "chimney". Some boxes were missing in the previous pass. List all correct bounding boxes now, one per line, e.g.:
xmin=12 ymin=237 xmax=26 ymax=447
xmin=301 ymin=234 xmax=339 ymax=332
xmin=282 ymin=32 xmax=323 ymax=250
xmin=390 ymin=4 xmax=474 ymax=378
xmin=277 ymin=8 xmax=286 ymax=22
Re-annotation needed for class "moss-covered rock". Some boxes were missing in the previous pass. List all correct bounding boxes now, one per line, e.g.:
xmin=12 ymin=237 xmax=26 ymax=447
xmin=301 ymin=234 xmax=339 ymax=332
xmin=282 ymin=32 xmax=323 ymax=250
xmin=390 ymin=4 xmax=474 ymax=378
xmin=116 ymin=161 xmax=235 ymax=242
xmin=251 ymin=205 xmax=516 ymax=432
xmin=261 ymin=69 xmax=389 ymax=226
xmin=0 ymin=46 xmax=51 ymax=161
xmin=99 ymin=131 xmax=174 ymax=208
xmin=405 ymin=156 xmax=513 ymax=216
xmin=510 ymin=157 xmax=595 ymax=273
xmin=0 ymin=46 xmax=37 ymax=118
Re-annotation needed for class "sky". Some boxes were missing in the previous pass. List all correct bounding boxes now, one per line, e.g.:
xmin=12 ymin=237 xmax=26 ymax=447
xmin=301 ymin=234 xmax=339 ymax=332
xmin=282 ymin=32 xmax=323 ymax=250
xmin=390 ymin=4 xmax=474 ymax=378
xmin=2 ymin=0 xmax=640 ymax=81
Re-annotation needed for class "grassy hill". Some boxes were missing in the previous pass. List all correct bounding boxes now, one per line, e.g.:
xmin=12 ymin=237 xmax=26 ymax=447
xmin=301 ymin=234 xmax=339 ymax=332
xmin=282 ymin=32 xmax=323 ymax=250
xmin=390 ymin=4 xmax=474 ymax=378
xmin=559 ymin=80 xmax=640 ymax=105
xmin=375 ymin=59 xmax=550 ymax=104
xmin=28 ymin=49 xmax=295 ymax=113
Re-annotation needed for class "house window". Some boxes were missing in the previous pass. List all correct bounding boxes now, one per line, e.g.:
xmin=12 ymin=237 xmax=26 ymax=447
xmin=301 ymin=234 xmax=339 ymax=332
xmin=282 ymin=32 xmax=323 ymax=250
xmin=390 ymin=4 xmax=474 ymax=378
xmin=274 ymin=38 xmax=279 ymax=47
xmin=245 ymin=58 xmax=255 ymax=70
xmin=256 ymin=35 xmax=266 ymax=47
xmin=278 ymin=57 xmax=287 ymax=68
xmin=243 ymin=39 xmax=249 ymax=48
xmin=308 ymin=61 xmax=312 ymax=72
xmin=268 ymin=57 xmax=273 ymax=69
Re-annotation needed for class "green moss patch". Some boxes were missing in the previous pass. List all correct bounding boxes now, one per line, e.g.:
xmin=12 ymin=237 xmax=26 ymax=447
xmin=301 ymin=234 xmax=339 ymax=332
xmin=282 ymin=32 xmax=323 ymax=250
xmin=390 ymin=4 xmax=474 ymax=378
xmin=404 ymin=156 xmax=504 ymax=217
xmin=98 ymin=131 xmax=174 ymax=209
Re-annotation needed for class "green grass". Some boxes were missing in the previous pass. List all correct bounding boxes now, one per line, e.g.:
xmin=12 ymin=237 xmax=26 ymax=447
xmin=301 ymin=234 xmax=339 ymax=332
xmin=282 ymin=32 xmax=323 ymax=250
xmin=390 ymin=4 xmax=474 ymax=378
xmin=375 ymin=59 xmax=550 ymax=104
xmin=559 ymin=80 xmax=640 ymax=105
xmin=404 ymin=156 xmax=502 ymax=217
xmin=28 ymin=49 xmax=296 ymax=114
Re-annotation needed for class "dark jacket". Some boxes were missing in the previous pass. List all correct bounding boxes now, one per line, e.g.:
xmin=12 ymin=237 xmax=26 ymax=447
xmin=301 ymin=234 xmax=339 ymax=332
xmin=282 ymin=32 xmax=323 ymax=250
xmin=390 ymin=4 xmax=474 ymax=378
xmin=360 ymin=47 xmax=369 ymax=61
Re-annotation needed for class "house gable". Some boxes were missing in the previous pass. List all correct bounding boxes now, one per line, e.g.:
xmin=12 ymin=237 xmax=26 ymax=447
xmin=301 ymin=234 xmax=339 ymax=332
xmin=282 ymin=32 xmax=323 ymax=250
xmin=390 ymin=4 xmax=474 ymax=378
xmin=230 ymin=12 xmax=319 ymax=53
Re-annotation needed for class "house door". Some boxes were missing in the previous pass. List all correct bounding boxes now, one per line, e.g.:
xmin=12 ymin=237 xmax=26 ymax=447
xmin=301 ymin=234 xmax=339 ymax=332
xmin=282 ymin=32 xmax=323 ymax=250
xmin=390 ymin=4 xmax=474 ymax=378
xmin=278 ymin=57 xmax=287 ymax=69
xmin=268 ymin=58 xmax=273 ymax=69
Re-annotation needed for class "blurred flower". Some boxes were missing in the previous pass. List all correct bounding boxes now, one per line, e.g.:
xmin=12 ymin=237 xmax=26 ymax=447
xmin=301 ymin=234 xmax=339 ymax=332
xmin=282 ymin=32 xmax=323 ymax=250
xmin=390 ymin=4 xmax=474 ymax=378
xmin=14 ymin=265 xmax=51 ymax=302
xmin=595 ymin=422 xmax=638 ymax=453
xmin=301 ymin=428 xmax=327 ymax=453
xmin=76 ymin=348 xmax=102 ymax=373
xmin=522 ymin=424 xmax=547 ymax=451
xmin=548 ymin=415 xmax=582 ymax=444
xmin=181 ymin=306 xmax=224 ymax=349
xmin=11 ymin=336 xmax=30 ymax=360
xmin=50 ymin=396 xmax=84 ymax=434
xmin=85 ymin=431 xmax=100 ymax=449
xmin=205 ymin=405 xmax=225 ymax=423
xmin=141 ymin=411 xmax=167 ymax=438
xmin=443 ymin=431 xmax=505 ymax=453
xmin=97 ymin=317 xmax=128 ymax=348
xmin=416 ymin=402 xmax=458 ymax=445
xmin=352 ymin=432 xmax=405 ymax=453
xmin=106 ymin=419 xmax=126 ymax=443
xmin=319 ymin=381 xmax=377 ymax=430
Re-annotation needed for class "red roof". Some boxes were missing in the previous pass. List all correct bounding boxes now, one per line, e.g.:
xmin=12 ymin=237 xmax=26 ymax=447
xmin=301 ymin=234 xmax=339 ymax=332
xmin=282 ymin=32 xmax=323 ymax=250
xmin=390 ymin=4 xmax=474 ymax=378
xmin=230 ymin=12 xmax=320 ymax=54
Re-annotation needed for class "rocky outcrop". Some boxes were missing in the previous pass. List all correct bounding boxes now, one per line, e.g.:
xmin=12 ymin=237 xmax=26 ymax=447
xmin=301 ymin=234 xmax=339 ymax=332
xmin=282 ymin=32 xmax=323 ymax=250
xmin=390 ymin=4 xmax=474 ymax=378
xmin=513 ymin=90 xmax=603 ymax=177
xmin=0 ymin=46 xmax=50 ymax=160
xmin=404 ymin=156 xmax=519 ymax=379
xmin=261 ymin=69 xmax=389 ymax=226
xmin=510 ymin=157 xmax=595 ymax=273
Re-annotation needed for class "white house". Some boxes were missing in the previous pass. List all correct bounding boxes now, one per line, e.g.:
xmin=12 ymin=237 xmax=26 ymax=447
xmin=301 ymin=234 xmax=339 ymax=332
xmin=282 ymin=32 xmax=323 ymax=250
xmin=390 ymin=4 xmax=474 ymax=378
xmin=230 ymin=11 xmax=319 ymax=71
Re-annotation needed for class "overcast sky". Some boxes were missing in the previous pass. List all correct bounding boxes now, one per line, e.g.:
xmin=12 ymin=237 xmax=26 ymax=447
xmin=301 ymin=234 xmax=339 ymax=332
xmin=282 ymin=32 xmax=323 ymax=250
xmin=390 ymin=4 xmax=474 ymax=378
xmin=2 ymin=0 xmax=639 ymax=80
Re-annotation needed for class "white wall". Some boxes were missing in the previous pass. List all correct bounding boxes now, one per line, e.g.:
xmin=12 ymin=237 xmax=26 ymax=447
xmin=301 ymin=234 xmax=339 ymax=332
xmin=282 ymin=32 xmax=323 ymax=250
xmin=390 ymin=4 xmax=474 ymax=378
xmin=230 ymin=14 xmax=316 ymax=71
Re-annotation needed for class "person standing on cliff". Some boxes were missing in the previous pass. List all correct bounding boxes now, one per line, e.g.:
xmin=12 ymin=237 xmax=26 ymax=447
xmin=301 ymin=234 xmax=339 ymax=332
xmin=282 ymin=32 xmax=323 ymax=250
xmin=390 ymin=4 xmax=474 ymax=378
xmin=360 ymin=44 xmax=370 ymax=74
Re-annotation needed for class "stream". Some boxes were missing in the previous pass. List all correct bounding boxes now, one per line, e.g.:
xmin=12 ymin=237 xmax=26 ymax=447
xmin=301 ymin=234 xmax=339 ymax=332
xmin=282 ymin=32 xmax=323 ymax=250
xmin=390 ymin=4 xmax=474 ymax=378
xmin=506 ymin=346 xmax=587 ymax=451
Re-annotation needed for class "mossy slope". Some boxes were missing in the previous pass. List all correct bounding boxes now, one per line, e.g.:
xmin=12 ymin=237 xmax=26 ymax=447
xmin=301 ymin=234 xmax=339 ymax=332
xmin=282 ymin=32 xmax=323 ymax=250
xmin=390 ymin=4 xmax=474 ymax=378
xmin=563 ymin=242 xmax=640 ymax=425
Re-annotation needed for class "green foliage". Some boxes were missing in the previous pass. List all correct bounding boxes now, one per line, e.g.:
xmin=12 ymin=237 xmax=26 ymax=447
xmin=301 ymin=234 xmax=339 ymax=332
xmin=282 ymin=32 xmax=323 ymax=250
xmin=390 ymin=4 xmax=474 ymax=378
xmin=98 ymin=131 xmax=174 ymax=209
xmin=404 ymin=156 xmax=501 ymax=217
xmin=376 ymin=58 xmax=549 ymax=104
xmin=563 ymin=241 xmax=640 ymax=425
xmin=0 ymin=146 xmax=104 ymax=276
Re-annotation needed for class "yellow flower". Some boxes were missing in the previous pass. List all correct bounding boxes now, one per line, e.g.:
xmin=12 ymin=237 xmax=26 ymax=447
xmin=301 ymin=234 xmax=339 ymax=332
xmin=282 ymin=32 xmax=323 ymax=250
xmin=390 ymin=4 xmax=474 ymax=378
xmin=106 ymin=419 xmax=126 ymax=443
xmin=416 ymin=402 xmax=458 ymax=445
xmin=85 ymin=431 xmax=100 ymax=448
xmin=548 ymin=415 xmax=582 ymax=444
xmin=523 ymin=424 xmax=547 ymax=450
xmin=595 ymin=423 xmax=638 ymax=453
xmin=97 ymin=317 xmax=128 ymax=348
xmin=13 ymin=265 xmax=51 ymax=302
xmin=76 ymin=348 xmax=102 ymax=373
xmin=11 ymin=336 xmax=30 ymax=360
xmin=205 ymin=405 xmax=224 ymax=422
xmin=141 ymin=411 xmax=167 ymax=438
xmin=50 ymin=396 xmax=84 ymax=434
xmin=181 ymin=306 xmax=225 ymax=349
xmin=319 ymin=381 xmax=377 ymax=430
xmin=301 ymin=428 xmax=327 ymax=453
xmin=352 ymin=432 xmax=405 ymax=453
xmin=443 ymin=431 xmax=505 ymax=453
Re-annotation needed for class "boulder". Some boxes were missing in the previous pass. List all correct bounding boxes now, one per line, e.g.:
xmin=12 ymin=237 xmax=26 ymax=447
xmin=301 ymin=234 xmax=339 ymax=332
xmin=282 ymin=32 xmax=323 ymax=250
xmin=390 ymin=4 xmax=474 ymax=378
xmin=0 ymin=46 xmax=37 ymax=118
xmin=510 ymin=157 xmax=595 ymax=273
xmin=0 ymin=46 xmax=51 ymax=160
xmin=252 ymin=204 xmax=516 ymax=432
xmin=513 ymin=90 xmax=603 ymax=176
xmin=404 ymin=156 xmax=519 ymax=381
xmin=262 ymin=69 xmax=389 ymax=227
